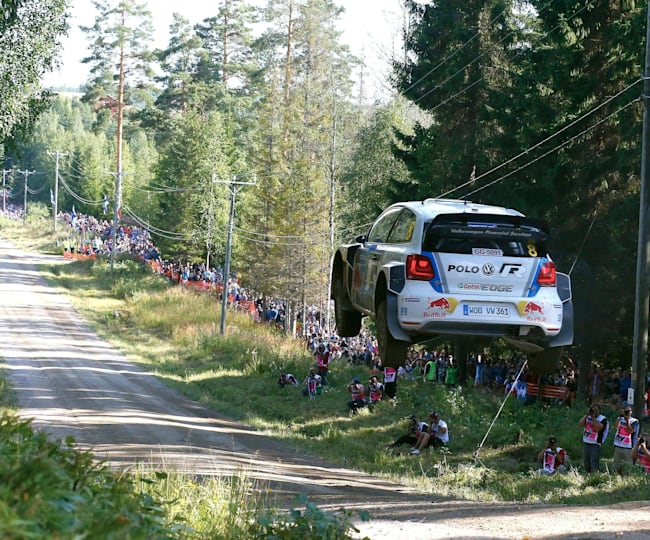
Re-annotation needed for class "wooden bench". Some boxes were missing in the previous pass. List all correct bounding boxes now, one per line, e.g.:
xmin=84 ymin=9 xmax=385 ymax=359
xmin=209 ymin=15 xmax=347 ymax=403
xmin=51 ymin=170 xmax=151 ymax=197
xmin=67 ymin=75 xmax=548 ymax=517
xmin=526 ymin=382 xmax=570 ymax=404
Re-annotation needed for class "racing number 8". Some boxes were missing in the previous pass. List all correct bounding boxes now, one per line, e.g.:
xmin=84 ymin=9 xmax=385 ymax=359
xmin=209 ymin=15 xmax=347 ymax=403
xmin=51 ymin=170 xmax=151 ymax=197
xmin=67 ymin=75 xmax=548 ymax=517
xmin=527 ymin=243 xmax=538 ymax=257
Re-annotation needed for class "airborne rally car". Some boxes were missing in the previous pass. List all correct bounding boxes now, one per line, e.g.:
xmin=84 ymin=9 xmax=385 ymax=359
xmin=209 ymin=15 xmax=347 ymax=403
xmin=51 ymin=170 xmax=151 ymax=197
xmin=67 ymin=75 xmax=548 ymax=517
xmin=331 ymin=199 xmax=573 ymax=371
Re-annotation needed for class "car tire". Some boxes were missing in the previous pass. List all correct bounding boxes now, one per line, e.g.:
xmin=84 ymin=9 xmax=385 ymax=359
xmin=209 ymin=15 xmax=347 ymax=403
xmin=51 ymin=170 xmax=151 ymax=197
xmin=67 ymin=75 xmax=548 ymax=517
xmin=332 ymin=275 xmax=362 ymax=337
xmin=376 ymin=297 xmax=409 ymax=367
xmin=528 ymin=347 xmax=563 ymax=375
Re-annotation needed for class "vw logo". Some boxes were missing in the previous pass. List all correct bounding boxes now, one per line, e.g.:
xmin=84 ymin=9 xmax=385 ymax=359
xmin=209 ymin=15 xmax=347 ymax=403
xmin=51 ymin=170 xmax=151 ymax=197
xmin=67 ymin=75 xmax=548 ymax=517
xmin=482 ymin=263 xmax=495 ymax=276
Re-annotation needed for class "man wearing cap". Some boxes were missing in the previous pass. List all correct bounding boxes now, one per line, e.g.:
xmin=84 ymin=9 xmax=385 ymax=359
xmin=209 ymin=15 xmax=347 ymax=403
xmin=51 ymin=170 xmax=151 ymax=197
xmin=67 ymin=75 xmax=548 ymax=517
xmin=347 ymin=376 xmax=367 ymax=414
xmin=410 ymin=411 xmax=449 ymax=454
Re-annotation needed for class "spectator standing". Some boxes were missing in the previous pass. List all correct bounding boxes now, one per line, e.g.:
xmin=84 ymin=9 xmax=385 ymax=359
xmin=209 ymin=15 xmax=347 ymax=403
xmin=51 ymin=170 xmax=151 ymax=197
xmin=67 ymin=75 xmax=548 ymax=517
xmin=423 ymin=356 xmax=436 ymax=383
xmin=587 ymin=364 xmax=604 ymax=403
xmin=383 ymin=365 xmax=397 ymax=399
xmin=612 ymin=405 xmax=639 ymax=474
xmin=537 ymin=436 xmax=567 ymax=474
xmin=347 ymin=376 xmax=367 ymax=415
xmin=445 ymin=355 xmax=458 ymax=386
xmin=631 ymin=432 xmax=650 ymax=473
xmin=514 ymin=378 xmax=528 ymax=402
xmin=315 ymin=343 xmax=330 ymax=385
xmin=474 ymin=354 xmax=484 ymax=387
xmin=367 ymin=376 xmax=384 ymax=409
xmin=436 ymin=351 xmax=447 ymax=383
xmin=619 ymin=370 xmax=632 ymax=403
xmin=579 ymin=404 xmax=609 ymax=472
xmin=302 ymin=368 xmax=320 ymax=398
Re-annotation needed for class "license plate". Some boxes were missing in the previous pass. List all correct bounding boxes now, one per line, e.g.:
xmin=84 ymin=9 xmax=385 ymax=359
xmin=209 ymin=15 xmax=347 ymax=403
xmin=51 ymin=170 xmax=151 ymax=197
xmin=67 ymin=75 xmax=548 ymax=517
xmin=462 ymin=304 xmax=510 ymax=317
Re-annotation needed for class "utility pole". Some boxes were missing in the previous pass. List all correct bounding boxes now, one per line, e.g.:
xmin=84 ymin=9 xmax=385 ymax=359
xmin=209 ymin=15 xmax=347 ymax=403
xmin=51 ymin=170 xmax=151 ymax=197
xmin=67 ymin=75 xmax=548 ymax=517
xmin=17 ymin=169 xmax=37 ymax=221
xmin=631 ymin=2 xmax=650 ymax=420
xmin=1 ymin=168 xmax=11 ymax=215
xmin=106 ymin=170 xmax=126 ymax=273
xmin=213 ymin=175 xmax=256 ymax=335
xmin=47 ymin=151 xmax=68 ymax=232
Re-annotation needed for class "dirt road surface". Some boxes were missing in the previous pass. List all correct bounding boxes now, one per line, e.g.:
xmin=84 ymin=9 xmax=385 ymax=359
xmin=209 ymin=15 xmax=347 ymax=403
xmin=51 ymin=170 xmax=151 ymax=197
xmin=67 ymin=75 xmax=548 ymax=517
xmin=1 ymin=239 xmax=649 ymax=540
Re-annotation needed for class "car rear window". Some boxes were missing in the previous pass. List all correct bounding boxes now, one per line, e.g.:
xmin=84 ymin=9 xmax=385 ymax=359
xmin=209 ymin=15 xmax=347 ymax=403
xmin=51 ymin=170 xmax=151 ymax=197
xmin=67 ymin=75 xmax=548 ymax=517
xmin=422 ymin=213 xmax=550 ymax=257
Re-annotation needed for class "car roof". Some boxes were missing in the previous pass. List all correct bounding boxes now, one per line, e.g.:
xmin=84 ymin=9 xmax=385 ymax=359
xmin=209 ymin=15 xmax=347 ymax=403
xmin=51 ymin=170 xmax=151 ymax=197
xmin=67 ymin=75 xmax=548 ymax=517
xmin=386 ymin=198 xmax=526 ymax=220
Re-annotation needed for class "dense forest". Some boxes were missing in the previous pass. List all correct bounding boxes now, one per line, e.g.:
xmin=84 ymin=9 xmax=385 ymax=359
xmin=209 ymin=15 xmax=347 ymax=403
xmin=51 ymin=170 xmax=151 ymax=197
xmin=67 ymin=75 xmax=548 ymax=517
xmin=2 ymin=0 xmax=648 ymax=369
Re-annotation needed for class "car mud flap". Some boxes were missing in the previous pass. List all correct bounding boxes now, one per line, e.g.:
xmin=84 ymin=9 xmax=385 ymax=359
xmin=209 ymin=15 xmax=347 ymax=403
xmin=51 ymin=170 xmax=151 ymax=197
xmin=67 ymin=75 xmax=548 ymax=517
xmin=386 ymin=293 xmax=411 ymax=341
xmin=549 ymin=298 xmax=574 ymax=348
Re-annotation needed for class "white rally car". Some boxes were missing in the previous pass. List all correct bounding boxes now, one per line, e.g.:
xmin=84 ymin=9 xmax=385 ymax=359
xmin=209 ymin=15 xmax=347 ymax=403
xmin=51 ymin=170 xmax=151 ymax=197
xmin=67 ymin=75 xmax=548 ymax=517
xmin=331 ymin=199 xmax=573 ymax=371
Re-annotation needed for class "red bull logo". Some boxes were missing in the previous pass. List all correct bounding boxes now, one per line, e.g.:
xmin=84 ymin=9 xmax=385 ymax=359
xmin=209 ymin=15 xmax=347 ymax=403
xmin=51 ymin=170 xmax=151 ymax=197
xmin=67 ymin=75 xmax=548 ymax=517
xmin=517 ymin=300 xmax=547 ymax=318
xmin=524 ymin=301 xmax=543 ymax=314
xmin=424 ymin=297 xmax=458 ymax=318
xmin=429 ymin=298 xmax=450 ymax=310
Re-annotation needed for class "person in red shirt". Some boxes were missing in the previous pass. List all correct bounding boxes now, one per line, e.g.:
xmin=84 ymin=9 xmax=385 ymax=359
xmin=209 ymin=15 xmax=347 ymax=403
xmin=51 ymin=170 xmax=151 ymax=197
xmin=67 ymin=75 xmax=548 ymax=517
xmin=315 ymin=343 xmax=330 ymax=385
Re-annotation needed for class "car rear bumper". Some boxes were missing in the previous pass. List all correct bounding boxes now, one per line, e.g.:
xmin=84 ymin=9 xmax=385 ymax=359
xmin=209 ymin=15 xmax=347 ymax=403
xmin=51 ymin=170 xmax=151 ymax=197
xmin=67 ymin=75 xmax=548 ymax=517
xmin=395 ymin=286 xmax=563 ymax=339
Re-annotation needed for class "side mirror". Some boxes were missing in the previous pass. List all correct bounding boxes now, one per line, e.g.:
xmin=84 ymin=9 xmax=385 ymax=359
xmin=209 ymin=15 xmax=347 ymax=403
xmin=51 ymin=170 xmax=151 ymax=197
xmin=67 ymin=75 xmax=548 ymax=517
xmin=355 ymin=234 xmax=366 ymax=244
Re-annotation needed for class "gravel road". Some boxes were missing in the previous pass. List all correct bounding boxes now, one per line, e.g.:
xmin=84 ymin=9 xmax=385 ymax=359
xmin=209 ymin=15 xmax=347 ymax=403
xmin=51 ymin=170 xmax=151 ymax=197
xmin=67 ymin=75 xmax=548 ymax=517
xmin=1 ymin=238 xmax=649 ymax=540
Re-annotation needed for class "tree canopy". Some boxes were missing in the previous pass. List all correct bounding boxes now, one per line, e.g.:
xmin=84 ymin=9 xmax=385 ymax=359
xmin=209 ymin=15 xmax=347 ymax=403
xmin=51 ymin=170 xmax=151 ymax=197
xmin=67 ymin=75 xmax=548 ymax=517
xmin=0 ymin=0 xmax=69 ymax=147
xmin=5 ymin=0 xmax=650 ymax=369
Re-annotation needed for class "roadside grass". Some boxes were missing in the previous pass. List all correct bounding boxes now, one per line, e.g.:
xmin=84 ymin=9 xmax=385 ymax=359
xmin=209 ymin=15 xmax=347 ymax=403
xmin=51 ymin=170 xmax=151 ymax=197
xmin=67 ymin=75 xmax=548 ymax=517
xmin=32 ymin=244 xmax=650 ymax=506
xmin=0 ymin=413 xmax=179 ymax=539
xmin=0 ymin=412 xmax=361 ymax=539
xmin=1 ymin=220 xmax=649 ymax=522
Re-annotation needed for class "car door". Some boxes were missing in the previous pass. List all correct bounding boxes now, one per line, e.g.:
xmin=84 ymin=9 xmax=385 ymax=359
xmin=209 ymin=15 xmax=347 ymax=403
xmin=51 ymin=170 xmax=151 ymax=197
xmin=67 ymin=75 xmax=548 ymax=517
xmin=352 ymin=207 xmax=402 ymax=311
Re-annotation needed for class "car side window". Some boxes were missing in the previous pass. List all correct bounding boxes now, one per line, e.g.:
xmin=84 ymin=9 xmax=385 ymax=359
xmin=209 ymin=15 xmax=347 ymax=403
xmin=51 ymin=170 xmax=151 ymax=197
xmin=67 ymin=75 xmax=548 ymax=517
xmin=367 ymin=208 xmax=402 ymax=243
xmin=387 ymin=209 xmax=416 ymax=244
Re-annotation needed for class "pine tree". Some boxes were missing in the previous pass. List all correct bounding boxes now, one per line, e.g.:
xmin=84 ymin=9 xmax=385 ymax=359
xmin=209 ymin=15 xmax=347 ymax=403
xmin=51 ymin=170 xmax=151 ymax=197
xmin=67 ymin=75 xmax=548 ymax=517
xmin=392 ymin=0 xmax=524 ymax=200
xmin=242 ymin=0 xmax=356 ymax=327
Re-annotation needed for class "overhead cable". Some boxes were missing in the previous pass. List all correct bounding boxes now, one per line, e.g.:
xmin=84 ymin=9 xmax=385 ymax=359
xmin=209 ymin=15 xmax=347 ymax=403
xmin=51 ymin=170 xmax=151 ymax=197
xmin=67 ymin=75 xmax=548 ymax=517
xmin=461 ymin=98 xmax=640 ymax=199
xmin=440 ymin=79 xmax=642 ymax=199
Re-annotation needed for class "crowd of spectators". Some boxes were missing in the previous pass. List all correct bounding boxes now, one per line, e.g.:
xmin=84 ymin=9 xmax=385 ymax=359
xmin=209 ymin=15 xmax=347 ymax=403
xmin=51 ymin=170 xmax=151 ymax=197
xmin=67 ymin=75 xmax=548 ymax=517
xmin=4 ymin=205 xmax=647 ymax=418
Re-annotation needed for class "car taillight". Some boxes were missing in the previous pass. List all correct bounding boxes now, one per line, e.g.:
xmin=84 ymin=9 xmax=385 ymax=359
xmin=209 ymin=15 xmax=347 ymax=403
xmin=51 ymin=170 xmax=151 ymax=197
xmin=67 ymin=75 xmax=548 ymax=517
xmin=406 ymin=254 xmax=435 ymax=280
xmin=537 ymin=261 xmax=556 ymax=286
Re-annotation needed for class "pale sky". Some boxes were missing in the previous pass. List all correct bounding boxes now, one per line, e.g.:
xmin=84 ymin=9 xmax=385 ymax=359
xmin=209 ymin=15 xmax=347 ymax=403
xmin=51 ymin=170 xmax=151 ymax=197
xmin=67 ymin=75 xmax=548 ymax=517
xmin=43 ymin=0 xmax=404 ymax=100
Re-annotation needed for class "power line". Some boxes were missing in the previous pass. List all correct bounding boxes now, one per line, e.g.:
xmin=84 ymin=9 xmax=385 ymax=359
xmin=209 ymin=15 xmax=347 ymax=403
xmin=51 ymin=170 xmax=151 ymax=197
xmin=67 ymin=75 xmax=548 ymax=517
xmin=461 ymin=98 xmax=640 ymax=199
xmin=440 ymin=79 xmax=642 ymax=199
xmin=58 ymin=171 xmax=105 ymax=205
xmin=121 ymin=203 xmax=194 ymax=240
xmin=410 ymin=1 xmax=591 ymax=111
xmin=402 ymin=4 xmax=513 ymax=96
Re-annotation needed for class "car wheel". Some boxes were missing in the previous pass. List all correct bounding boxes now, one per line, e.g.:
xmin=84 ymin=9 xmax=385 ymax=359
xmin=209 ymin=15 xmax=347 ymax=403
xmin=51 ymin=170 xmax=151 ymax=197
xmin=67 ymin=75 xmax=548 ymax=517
xmin=527 ymin=347 xmax=563 ymax=375
xmin=332 ymin=275 xmax=362 ymax=337
xmin=376 ymin=297 xmax=409 ymax=368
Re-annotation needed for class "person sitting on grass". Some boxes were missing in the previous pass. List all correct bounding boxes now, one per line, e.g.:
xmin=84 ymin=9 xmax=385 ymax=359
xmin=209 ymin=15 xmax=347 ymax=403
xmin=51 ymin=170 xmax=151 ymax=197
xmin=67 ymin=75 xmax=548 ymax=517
xmin=537 ymin=436 xmax=567 ymax=474
xmin=631 ymin=432 xmax=650 ymax=473
xmin=410 ymin=411 xmax=449 ymax=454
xmin=386 ymin=415 xmax=428 ymax=449
xmin=347 ymin=376 xmax=367 ymax=414
xmin=278 ymin=370 xmax=298 ymax=388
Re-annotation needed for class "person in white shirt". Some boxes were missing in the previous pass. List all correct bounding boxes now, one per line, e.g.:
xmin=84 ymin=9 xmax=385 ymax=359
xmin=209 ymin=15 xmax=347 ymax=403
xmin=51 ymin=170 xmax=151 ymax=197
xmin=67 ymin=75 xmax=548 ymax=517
xmin=612 ymin=405 xmax=639 ymax=474
xmin=410 ymin=411 xmax=449 ymax=454
xmin=579 ymin=403 xmax=609 ymax=472
xmin=537 ymin=436 xmax=567 ymax=474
